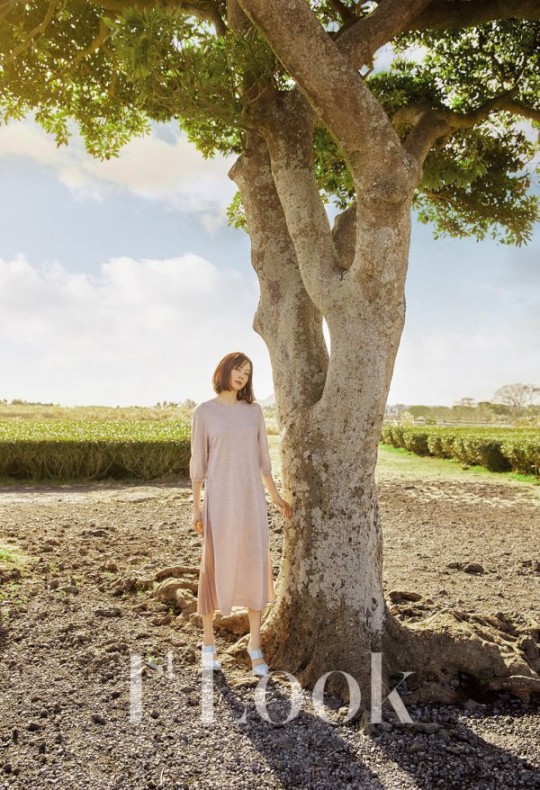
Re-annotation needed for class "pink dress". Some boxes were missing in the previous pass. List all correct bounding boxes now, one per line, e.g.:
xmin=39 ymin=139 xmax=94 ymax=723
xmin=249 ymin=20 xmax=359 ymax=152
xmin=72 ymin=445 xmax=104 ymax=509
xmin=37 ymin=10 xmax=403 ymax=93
xmin=189 ymin=398 xmax=277 ymax=616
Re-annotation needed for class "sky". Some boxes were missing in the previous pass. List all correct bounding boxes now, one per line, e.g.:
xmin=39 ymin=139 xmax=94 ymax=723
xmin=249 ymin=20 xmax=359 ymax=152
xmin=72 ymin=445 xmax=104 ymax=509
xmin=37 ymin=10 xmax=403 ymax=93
xmin=0 ymin=111 xmax=538 ymax=409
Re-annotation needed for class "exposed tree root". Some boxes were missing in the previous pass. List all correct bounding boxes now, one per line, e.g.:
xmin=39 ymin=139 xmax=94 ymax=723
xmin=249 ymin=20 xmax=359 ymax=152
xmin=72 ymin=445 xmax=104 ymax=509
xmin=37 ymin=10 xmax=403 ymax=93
xmin=382 ymin=604 xmax=540 ymax=707
xmin=215 ymin=599 xmax=540 ymax=715
xmin=165 ymin=561 xmax=540 ymax=713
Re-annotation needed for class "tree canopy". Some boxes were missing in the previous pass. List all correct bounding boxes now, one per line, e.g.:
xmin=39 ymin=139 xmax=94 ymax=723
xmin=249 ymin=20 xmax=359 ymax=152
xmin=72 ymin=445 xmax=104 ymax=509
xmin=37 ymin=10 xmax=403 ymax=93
xmin=1 ymin=0 xmax=539 ymax=244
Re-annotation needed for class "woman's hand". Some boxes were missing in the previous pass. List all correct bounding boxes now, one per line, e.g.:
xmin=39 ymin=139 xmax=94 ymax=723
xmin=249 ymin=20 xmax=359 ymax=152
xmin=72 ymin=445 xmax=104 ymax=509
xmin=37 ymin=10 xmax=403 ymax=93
xmin=271 ymin=494 xmax=293 ymax=519
xmin=192 ymin=506 xmax=203 ymax=535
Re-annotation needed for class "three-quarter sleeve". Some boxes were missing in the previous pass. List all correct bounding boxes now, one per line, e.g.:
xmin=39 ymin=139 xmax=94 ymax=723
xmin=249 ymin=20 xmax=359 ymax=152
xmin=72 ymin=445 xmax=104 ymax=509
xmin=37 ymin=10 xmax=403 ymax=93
xmin=257 ymin=405 xmax=272 ymax=475
xmin=189 ymin=407 xmax=208 ymax=482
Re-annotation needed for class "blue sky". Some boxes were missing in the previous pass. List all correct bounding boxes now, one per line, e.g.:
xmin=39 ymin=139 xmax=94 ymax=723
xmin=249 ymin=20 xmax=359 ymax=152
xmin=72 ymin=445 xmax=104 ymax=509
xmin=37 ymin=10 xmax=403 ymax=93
xmin=0 ymin=114 xmax=538 ymax=408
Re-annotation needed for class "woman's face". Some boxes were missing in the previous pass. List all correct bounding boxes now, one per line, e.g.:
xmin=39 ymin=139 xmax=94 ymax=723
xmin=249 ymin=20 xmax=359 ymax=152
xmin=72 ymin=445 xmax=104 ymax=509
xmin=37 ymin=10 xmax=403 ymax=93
xmin=230 ymin=361 xmax=251 ymax=391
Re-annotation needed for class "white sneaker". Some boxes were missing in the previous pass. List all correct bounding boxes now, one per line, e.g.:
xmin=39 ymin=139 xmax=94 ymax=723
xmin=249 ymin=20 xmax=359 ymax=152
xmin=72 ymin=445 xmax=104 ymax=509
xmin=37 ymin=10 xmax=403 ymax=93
xmin=247 ymin=645 xmax=269 ymax=676
xmin=201 ymin=644 xmax=222 ymax=671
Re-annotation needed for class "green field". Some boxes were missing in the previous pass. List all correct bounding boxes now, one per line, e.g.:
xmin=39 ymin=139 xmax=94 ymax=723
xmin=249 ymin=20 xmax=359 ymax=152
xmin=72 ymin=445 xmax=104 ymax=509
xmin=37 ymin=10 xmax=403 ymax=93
xmin=375 ymin=443 xmax=540 ymax=486
xmin=0 ymin=417 xmax=538 ymax=484
xmin=264 ymin=436 xmax=540 ymax=487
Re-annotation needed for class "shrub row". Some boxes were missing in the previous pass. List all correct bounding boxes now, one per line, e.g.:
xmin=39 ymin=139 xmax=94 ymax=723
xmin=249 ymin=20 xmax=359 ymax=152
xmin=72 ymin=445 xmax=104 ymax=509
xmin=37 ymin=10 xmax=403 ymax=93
xmin=0 ymin=420 xmax=191 ymax=481
xmin=0 ymin=440 xmax=191 ymax=481
xmin=0 ymin=420 xmax=538 ymax=481
xmin=380 ymin=425 xmax=540 ymax=477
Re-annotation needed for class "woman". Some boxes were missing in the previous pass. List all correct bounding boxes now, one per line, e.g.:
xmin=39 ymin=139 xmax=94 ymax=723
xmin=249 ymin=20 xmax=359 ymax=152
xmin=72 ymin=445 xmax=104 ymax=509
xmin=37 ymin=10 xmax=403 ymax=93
xmin=189 ymin=351 xmax=292 ymax=675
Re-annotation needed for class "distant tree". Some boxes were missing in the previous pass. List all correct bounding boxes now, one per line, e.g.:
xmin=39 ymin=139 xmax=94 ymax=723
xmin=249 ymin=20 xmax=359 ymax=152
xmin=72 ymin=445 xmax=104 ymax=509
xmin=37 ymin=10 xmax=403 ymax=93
xmin=456 ymin=397 xmax=476 ymax=408
xmin=407 ymin=404 xmax=432 ymax=417
xmin=493 ymin=382 xmax=540 ymax=415
xmin=400 ymin=410 xmax=416 ymax=426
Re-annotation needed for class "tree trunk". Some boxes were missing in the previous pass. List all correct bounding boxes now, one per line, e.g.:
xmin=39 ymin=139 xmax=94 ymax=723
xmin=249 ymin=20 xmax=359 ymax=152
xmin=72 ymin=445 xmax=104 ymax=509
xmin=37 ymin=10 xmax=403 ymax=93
xmin=253 ymin=254 xmax=411 ymax=705
xmin=229 ymin=117 xmax=412 ymax=704
xmin=227 ymin=122 xmax=540 ymax=715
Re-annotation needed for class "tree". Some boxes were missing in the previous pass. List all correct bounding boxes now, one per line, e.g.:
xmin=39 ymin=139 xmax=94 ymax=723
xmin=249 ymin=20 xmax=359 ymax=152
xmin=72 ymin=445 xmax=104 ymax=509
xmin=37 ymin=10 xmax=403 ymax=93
xmin=493 ymin=382 xmax=540 ymax=415
xmin=2 ymin=0 xmax=540 ymax=709
xmin=455 ymin=397 xmax=476 ymax=409
xmin=407 ymin=405 xmax=432 ymax=417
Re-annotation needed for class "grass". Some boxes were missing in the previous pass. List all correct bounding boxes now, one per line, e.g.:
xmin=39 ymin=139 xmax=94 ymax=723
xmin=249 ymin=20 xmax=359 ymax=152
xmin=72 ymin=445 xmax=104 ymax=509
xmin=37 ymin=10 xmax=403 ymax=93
xmin=376 ymin=443 xmax=540 ymax=485
xmin=0 ymin=542 xmax=33 ymax=609
xmin=0 ymin=542 xmax=27 ymax=570
xmin=266 ymin=435 xmax=539 ymax=487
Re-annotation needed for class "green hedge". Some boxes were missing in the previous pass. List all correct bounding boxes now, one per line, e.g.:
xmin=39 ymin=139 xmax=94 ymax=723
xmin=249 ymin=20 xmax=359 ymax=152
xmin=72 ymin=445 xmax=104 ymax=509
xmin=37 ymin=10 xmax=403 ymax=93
xmin=380 ymin=425 xmax=539 ymax=477
xmin=0 ymin=420 xmax=191 ymax=481
xmin=0 ymin=420 xmax=538 ymax=482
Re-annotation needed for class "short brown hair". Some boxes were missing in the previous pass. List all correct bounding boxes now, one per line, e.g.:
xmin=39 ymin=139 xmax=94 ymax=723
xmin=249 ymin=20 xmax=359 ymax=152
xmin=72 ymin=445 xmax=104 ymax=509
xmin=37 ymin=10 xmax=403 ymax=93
xmin=212 ymin=352 xmax=255 ymax=404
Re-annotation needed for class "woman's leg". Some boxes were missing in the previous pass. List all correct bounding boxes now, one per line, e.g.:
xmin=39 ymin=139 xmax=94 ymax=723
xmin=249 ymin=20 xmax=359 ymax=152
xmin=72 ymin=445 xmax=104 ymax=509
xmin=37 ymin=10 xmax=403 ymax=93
xmin=247 ymin=608 xmax=266 ymax=669
xmin=201 ymin=610 xmax=217 ymax=660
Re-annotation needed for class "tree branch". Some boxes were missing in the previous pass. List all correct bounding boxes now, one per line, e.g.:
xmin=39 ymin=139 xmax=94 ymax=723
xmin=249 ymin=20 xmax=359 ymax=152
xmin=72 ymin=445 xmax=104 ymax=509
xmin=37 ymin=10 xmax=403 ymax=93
xmin=332 ymin=204 xmax=357 ymax=271
xmin=405 ymin=0 xmax=540 ymax=31
xmin=0 ymin=0 xmax=16 ymax=23
xmin=89 ymin=0 xmax=227 ymax=36
xmin=252 ymin=89 xmax=343 ymax=313
xmin=400 ymin=111 xmax=452 ymax=162
xmin=238 ymin=0 xmax=420 ymax=195
xmin=67 ymin=18 xmax=111 ymax=70
xmin=334 ymin=0 xmax=432 ymax=71
xmin=180 ymin=2 xmax=227 ymax=36
xmin=226 ymin=0 xmax=251 ymax=33
xmin=395 ymin=91 xmax=540 ymax=163
xmin=229 ymin=130 xmax=330 ymax=412
xmin=329 ymin=0 xmax=356 ymax=23
xmin=334 ymin=0 xmax=540 ymax=73
xmin=4 ymin=0 xmax=59 ymax=65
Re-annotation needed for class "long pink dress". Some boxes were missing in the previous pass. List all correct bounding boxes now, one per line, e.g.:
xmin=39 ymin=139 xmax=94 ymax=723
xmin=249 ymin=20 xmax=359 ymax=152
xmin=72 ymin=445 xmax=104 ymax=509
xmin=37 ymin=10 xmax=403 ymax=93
xmin=189 ymin=398 xmax=277 ymax=616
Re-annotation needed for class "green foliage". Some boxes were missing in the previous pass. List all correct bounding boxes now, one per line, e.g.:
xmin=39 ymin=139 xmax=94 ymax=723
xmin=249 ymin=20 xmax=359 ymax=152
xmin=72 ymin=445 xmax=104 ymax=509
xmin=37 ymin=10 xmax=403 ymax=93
xmin=0 ymin=0 xmax=152 ymax=158
xmin=327 ymin=46 xmax=539 ymax=244
xmin=414 ymin=125 xmax=538 ymax=245
xmin=380 ymin=425 xmax=540 ymax=477
xmin=226 ymin=190 xmax=247 ymax=230
xmin=388 ymin=20 xmax=540 ymax=244
xmin=314 ymin=123 xmax=355 ymax=208
xmin=0 ymin=2 xmax=280 ymax=159
xmin=393 ymin=20 xmax=540 ymax=115
xmin=0 ymin=3 xmax=537 ymax=242
xmin=0 ymin=418 xmax=192 ymax=480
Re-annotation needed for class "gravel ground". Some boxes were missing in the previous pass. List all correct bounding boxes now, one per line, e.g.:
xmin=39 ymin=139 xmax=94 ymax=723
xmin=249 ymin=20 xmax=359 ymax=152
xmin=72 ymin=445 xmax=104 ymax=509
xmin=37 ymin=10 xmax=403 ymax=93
xmin=0 ymin=473 xmax=539 ymax=789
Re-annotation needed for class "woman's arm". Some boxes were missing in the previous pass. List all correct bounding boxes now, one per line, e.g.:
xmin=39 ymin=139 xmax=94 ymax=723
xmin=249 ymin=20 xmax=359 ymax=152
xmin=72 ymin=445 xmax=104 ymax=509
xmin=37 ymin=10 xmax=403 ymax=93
xmin=189 ymin=408 xmax=208 ymax=532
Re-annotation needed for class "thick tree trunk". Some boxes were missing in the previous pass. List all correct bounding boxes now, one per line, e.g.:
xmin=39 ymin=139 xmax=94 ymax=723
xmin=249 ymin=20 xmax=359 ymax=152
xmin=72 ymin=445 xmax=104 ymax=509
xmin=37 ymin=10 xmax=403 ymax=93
xmin=261 ymin=421 xmax=387 ymax=704
xmin=256 ymin=279 xmax=411 ymax=705
xmin=229 ymin=119 xmax=415 ymax=706
xmin=226 ymin=128 xmax=540 ymax=714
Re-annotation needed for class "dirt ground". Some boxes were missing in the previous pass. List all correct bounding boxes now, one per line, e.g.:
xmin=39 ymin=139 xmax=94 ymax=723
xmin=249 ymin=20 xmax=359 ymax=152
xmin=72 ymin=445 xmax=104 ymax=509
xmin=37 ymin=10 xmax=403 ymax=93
xmin=1 ymin=470 xmax=539 ymax=665
xmin=0 ymin=469 xmax=539 ymax=787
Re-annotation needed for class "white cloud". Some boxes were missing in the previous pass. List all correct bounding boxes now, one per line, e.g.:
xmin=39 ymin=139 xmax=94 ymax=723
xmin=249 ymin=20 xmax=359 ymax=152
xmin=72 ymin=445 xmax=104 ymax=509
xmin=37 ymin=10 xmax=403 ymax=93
xmin=390 ymin=327 xmax=540 ymax=406
xmin=0 ymin=118 xmax=237 ymax=229
xmin=0 ymin=253 xmax=273 ymax=406
xmin=1 ymin=252 xmax=537 ymax=408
